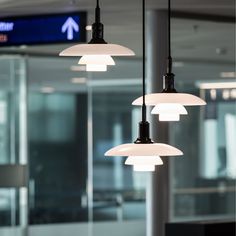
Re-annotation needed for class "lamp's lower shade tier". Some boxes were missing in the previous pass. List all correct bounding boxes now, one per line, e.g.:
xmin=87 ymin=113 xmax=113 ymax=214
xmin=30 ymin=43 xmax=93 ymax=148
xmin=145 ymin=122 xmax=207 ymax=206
xmin=125 ymin=156 xmax=163 ymax=165
xmin=86 ymin=64 xmax=107 ymax=71
xmin=159 ymin=113 xmax=180 ymax=121
xmin=133 ymin=165 xmax=155 ymax=172
xmin=151 ymin=103 xmax=188 ymax=121
xmin=78 ymin=55 xmax=115 ymax=65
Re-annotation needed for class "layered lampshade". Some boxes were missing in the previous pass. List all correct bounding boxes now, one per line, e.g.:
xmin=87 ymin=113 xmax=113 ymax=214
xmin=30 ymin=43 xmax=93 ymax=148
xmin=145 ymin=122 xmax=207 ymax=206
xmin=106 ymin=143 xmax=183 ymax=172
xmin=59 ymin=0 xmax=134 ymax=71
xmin=105 ymin=133 xmax=183 ymax=172
xmin=133 ymin=93 xmax=206 ymax=121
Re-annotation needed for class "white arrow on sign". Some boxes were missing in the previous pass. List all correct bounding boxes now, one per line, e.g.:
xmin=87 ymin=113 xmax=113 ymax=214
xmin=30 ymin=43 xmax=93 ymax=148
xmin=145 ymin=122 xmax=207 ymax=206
xmin=61 ymin=17 xmax=79 ymax=40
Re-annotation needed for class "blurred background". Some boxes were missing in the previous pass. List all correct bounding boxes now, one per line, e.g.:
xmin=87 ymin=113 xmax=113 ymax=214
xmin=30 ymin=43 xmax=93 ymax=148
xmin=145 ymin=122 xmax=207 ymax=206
xmin=0 ymin=0 xmax=235 ymax=235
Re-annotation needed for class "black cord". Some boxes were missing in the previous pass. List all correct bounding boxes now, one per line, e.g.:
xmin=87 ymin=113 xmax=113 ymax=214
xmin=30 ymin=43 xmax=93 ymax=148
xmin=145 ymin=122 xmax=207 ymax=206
xmin=167 ymin=0 xmax=172 ymax=74
xmin=142 ymin=0 xmax=146 ymax=122
xmin=168 ymin=0 xmax=171 ymax=58
xmin=95 ymin=0 xmax=100 ymax=23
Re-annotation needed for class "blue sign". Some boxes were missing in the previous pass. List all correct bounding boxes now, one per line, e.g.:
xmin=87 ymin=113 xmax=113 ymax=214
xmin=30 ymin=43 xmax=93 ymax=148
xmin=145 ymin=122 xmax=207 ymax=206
xmin=0 ymin=12 xmax=87 ymax=46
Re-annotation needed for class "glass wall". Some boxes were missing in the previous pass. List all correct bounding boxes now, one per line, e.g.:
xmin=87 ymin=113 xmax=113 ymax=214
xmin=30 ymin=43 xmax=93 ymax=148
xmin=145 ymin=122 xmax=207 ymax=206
xmin=170 ymin=19 xmax=235 ymax=222
xmin=91 ymin=81 xmax=146 ymax=221
xmin=0 ymin=56 xmax=27 ymax=234
xmin=28 ymin=93 xmax=89 ymax=224
xmin=26 ymin=56 xmax=146 ymax=227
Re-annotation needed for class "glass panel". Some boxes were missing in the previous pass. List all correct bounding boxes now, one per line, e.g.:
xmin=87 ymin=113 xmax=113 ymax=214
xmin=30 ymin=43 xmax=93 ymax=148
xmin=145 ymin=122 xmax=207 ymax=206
xmin=170 ymin=19 xmax=235 ymax=221
xmin=0 ymin=56 xmax=27 ymax=234
xmin=91 ymin=77 xmax=147 ymax=221
xmin=27 ymin=56 xmax=146 ymax=230
xmin=28 ymin=57 xmax=89 ymax=224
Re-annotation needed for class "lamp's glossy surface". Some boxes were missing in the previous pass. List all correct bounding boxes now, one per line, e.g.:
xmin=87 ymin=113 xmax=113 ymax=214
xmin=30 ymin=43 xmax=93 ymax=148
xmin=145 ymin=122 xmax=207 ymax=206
xmin=78 ymin=55 xmax=115 ymax=65
xmin=125 ymin=156 xmax=163 ymax=165
xmin=151 ymin=103 xmax=188 ymax=121
xmin=105 ymin=143 xmax=183 ymax=156
xmin=151 ymin=103 xmax=187 ymax=114
xmin=132 ymin=93 xmax=206 ymax=106
xmin=78 ymin=55 xmax=115 ymax=71
xmin=86 ymin=64 xmax=107 ymax=71
xmin=159 ymin=113 xmax=180 ymax=121
xmin=133 ymin=165 xmax=155 ymax=172
xmin=59 ymin=44 xmax=135 ymax=56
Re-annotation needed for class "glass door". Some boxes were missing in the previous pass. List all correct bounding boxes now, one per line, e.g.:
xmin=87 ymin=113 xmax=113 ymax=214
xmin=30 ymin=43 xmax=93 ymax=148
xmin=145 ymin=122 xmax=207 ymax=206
xmin=0 ymin=56 xmax=28 ymax=236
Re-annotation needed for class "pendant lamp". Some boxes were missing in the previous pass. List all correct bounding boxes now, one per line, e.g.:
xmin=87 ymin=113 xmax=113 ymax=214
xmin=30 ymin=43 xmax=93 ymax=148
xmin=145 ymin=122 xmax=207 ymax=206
xmin=132 ymin=0 xmax=206 ymax=121
xmin=59 ymin=0 xmax=135 ymax=72
xmin=105 ymin=0 xmax=183 ymax=172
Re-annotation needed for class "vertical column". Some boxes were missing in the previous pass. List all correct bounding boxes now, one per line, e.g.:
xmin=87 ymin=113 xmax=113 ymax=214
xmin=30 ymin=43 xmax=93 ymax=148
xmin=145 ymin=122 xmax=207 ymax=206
xmin=9 ymin=59 xmax=16 ymax=227
xmin=19 ymin=56 xmax=29 ymax=236
xmin=113 ymin=121 xmax=123 ymax=190
xmin=146 ymin=10 xmax=170 ymax=236
xmin=87 ymin=74 xmax=93 ymax=236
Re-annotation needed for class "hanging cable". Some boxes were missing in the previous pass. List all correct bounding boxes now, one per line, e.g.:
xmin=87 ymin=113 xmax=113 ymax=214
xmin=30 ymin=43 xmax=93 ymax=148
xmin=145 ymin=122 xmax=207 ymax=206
xmin=95 ymin=0 xmax=100 ymax=23
xmin=142 ymin=0 xmax=146 ymax=122
xmin=134 ymin=0 xmax=152 ymax=144
xmin=168 ymin=0 xmax=171 ymax=58
xmin=167 ymin=0 xmax=172 ymax=74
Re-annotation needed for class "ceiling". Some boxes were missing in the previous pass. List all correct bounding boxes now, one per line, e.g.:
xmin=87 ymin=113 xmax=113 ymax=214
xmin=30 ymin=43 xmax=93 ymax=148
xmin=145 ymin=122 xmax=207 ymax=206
xmin=0 ymin=0 xmax=234 ymax=58
xmin=0 ymin=0 xmax=234 ymax=17
xmin=0 ymin=0 xmax=235 ymax=92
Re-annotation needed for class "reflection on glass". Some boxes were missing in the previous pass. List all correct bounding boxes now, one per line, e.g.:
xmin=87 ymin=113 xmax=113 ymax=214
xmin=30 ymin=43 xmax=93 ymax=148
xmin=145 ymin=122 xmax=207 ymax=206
xmin=170 ymin=85 xmax=236 ymax=221
xmin=0 ymin=57 xmax=24 ymax=229
xmin=28 ymin=93 xmax=89 ymax=224
xmin=92 ymin=90 xmax=146 ymax=221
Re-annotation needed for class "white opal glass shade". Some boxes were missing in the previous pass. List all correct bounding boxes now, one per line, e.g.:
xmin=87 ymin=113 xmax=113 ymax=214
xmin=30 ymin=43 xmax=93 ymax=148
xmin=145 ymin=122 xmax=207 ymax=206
xmin=132 ymin=93 xmax=206 ymax=106
xmin=133 ymin=165 xmax=155 ymax=172
xmin=125 ymin=156 xmax=163 ymax=172
xmin=78 ymin=55 xmax=115 ymax=65
xmin=59 ymin=44 xmax=135 ymax=56
xmin=151 ymin=103 xmax=188 ymax=115
xmin=159 ymin=113 xmax=180 ymax=121
xmin=78 ymin=55 xmax=115 ymax=72
xmin=86 ymin=64 xmax=107 ymax=71
xmin=105 ymin=143 xmax=183 ymax=157
xmin=151 ymin=103 xmax=188 ymax=121
xmin=125 ymin=156 xmax=163 ymax=165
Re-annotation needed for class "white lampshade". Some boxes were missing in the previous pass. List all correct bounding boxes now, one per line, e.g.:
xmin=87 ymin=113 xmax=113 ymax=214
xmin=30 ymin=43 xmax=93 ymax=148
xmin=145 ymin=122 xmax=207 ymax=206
xmin=132 ymin=93 xmax=206 ymax=106
xmin=125 ymin=156 xmax=163 ymax=165
xmin=133 ymin=165 xmax=155 ymax=172
xmin=151 ymin=103 xmax=188 ymax=121
xmin=78 ymin=55 xmax=115 ymax=65
xmin=125 ymin=156 xmax=163 ymax=172
xmin=86 ymin=64 xmax=107 ymax=72
xmin=105 ymin=143 xmax=183 ymax=157
xmin=78 ymin=55 xmax=115 ymax=72
xmin=59 ymin=44 xmax=135 ymax=56
xmin=151 ymin=103 xmax=187 ymax=114
xmin=159 ymin=113 xmax=180 ymax=121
